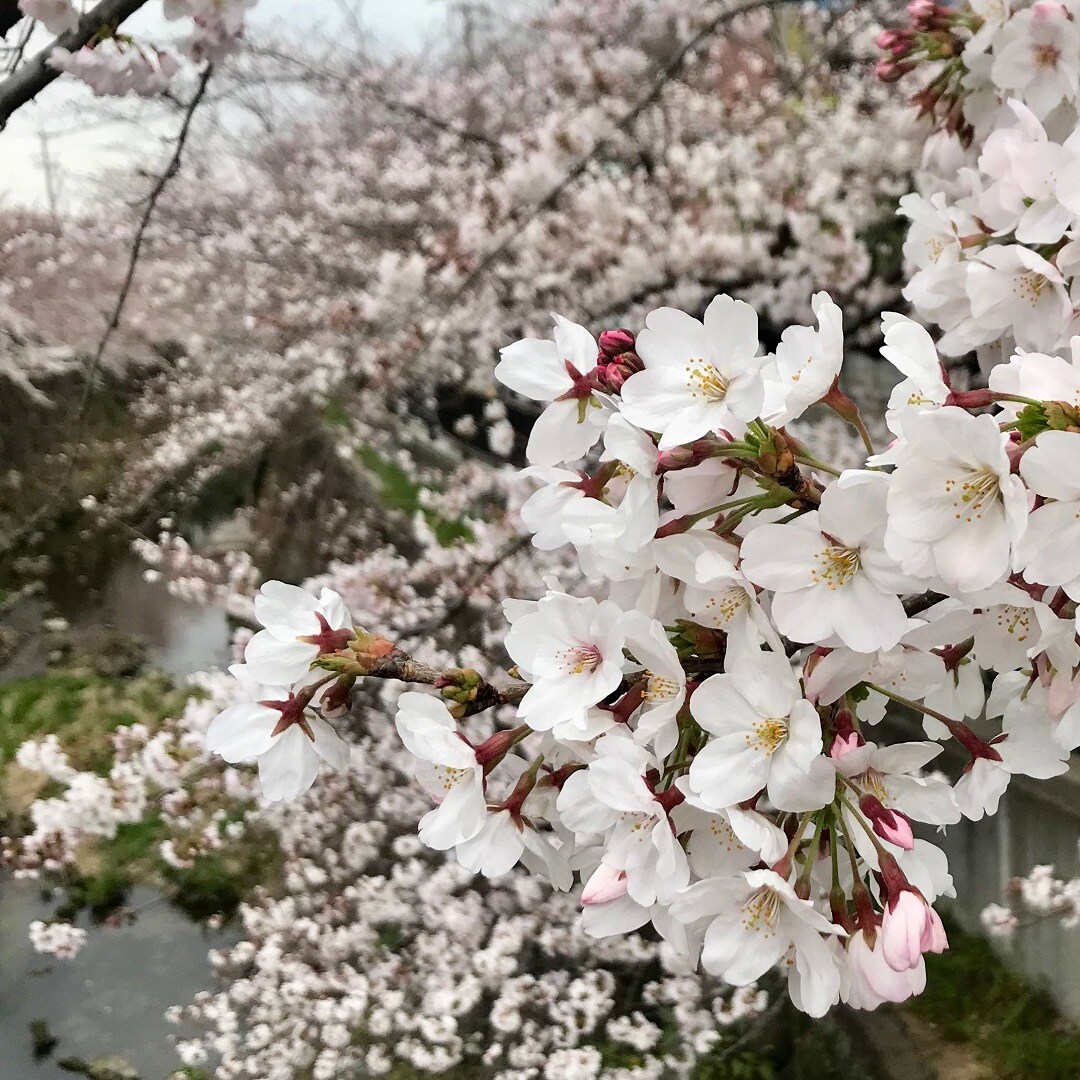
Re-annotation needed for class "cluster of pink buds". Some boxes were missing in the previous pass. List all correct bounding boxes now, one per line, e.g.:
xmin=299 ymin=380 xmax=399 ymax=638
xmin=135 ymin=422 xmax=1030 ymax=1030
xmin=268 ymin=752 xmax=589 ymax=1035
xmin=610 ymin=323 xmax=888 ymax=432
xmin=875 ymin=1 xmax=974 ymax=139
xmin=595 ymin=328 xmax=643 ymax=393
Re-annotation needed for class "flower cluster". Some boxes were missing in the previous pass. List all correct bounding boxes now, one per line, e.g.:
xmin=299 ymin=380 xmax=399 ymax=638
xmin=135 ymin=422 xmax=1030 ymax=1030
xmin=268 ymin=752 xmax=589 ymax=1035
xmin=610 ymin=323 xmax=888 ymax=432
xmin=981 ymin=854 xmax=1080 ymax=937
xmin=201 ymin=264 xmax=1080 ymax=1017
xmin=11 ymin=0 xmax=260 ymax=100
xmin=879 ymin=2 xmax=1080 ymax=363
xmin=29 ymin=918 xmax=87 ymax=959
xmin=49 ymin=39 xmax=181 ymax=98
xmin=168 ymin=706 xmax=774 ymax=1080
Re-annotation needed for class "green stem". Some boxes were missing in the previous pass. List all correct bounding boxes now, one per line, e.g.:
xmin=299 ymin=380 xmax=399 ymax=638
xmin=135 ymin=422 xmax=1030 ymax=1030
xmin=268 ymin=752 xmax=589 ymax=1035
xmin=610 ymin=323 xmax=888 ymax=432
xmin=793 ymin=453 xmax=841 ymax=477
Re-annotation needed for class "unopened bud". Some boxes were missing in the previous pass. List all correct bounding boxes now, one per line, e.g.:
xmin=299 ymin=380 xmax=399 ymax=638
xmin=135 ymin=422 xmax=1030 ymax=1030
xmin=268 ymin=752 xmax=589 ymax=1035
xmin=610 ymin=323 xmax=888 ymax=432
xmin=598 ymin=328 xmax=636 ymax=360
xmin=859 ymin=794 xmax=915 ymax=850
xmin=582 ymin=864 xmax=628 ymax=905
xmin=321 ymin=675 xmax=356 ymax=718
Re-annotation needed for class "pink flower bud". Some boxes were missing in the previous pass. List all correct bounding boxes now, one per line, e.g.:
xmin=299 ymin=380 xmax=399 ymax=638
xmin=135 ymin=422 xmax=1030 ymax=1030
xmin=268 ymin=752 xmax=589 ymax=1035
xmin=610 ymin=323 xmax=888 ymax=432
xmin=581 ymin=864 xmax=628 ymax=906
xmin=598 ymin=362 xmax=630 ymax=392
xmin=859 ymin=794 xmax=915 ymax=850
xmin=881 ymin=890 xmax=948 ymax=972
xmin=829 ymin=709 xmax=863 ymax=761
xmin=830 ymin=732 xmax=863 ymax=761
xmin=598 ymin=328 xmax=636 ymax=360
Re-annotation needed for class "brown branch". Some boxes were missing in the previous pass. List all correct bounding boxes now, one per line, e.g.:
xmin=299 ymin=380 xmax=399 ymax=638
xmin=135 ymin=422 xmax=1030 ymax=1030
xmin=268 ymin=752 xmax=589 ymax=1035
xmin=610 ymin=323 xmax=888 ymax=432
xmin=0 ymin=0 xmax=150 ymax=129
xmin=356 ymin=647 xmax=529 ymax=716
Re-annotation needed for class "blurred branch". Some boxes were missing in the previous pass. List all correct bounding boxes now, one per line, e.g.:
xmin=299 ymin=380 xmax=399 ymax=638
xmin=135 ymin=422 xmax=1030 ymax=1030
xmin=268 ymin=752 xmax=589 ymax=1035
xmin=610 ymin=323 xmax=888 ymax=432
xmin=0 ymin=1 xmax=22 ymax=37
xmin=0 ymin=0 xmax=148 ymax=130
xmin=82 ymin=64 xmax=213 ymax=403
xmin=422 ymin=0 xmax=795 ymax=349
xmin=249 ymin=45 xmax=505 ymax=151
xmin=0 ymin=65 xmax=213 ymax=558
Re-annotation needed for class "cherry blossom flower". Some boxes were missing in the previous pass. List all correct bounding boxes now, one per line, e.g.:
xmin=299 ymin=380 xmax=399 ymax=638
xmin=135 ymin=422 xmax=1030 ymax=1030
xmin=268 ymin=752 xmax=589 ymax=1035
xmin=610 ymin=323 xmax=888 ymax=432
xmin=394 ymin=691 xmax=488 ymax=850
xmin=763 ymin=292 xmax=845 ymax=426
xmin=1018 ymin=430 xmax=1080 ymax=599
xmin=495 ymin=315 xmax=607 ymax=466
xmin=688 ymin=651 xmax=834 ymax=812
xmin=619 ymin=295 xmax=766 ymax=450
xmin=885 ymin=409 xmax=1028 ymax=592
xmin=557 ymin=734 xmax=689 ymax=907
xmin=205 ymin=665 xmax=350 ymax=802
xmin=740 ymin=472 xmax=916 ymax=653
xmin=19 ymin=0 xmax=79 ymax=34
xmin=504 ymin=593 xmax=627 ymax=732
xmin=991 ymin=1 xmax=1080 ymax=118
xmin=243 ymin=581 xmax=354 ymax=685
xmin=621 ymin=610 xmax=687 ymax=757
xmin=672 ymin=870 xmax=845 ymax=1017
xmin=842 ymin=929 xmax=926 ymax=1009
xmin=966 ymin=245 xmax=1071 ymax=352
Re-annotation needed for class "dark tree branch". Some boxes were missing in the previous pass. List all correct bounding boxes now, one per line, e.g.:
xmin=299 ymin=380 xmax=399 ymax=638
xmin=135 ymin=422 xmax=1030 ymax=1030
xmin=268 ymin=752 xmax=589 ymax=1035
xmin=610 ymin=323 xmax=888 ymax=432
xmin=0 ymin=1 xmax=22 ymax=38
xmin=0 ymin=0 xmax=148 ymax=130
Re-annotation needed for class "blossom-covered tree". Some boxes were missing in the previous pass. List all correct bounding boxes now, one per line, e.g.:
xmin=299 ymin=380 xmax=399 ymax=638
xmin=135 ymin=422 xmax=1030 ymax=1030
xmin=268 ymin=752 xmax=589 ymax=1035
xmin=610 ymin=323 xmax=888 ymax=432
xmin=10 ymin=0 xmax=1080 ymax=1074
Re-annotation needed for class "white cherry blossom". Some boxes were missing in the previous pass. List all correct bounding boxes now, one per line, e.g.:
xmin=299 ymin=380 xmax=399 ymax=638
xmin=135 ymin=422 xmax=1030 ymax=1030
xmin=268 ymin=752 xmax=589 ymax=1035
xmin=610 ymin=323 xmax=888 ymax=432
xmin=495 ymin=314 xmax=607 ymax=466
xmin=619 ymin=295 xmax=766 ymax=450
xmin=688 ymin=651 xmax=834 ymax=812
xmin=740 ymin=472 xmax=916 ymax=653
xmin=885 ymin=408 xmax=1028 ymax=592
xmin=206 ymin=665 xmax=350 ymax=802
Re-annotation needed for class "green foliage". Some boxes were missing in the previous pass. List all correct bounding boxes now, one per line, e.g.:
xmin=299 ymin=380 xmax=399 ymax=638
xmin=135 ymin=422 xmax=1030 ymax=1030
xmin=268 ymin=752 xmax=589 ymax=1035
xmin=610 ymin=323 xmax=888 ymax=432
xmin=164 ymin=826 xmax=283 ymax=920
xmin=860 ymin=201 xmax=908 ymax=290
xmin=355 ymin=444 xmax=473 ymax=545
xmin=0 ymin=670 xmax=279 ymax=922
xmin=909 ymin=917 xmax=1080 ymax=1080
xmin=0 ymin=671 xmax=186 ymax=772
xmin=1017 ymin=402 xmax=1052 ymax=439
xmin=693 ymin=1046 xmax=776 ymax=1080
xmin=321 ymin=398 xmax=352 ymax=428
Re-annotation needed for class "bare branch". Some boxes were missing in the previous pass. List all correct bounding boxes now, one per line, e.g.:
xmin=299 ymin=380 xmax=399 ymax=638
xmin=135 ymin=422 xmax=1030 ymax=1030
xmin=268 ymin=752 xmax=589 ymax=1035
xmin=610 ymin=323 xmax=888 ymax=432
xmin=0 ymin=0 xmax=148 ymax=130
xmin=0 ymin=65 xmax=213 ymax=558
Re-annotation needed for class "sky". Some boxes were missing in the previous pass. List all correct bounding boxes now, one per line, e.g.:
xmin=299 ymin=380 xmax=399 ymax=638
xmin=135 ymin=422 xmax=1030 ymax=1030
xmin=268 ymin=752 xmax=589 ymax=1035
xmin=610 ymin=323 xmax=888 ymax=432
xmin=0 ymin=0 xmax=438 ymax=211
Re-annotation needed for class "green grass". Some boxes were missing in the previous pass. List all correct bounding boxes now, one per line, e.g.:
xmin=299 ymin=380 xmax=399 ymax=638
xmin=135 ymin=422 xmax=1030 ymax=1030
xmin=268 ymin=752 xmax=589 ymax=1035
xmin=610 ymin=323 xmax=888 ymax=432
xmin=0 ymin=671 xmax=188 ymax=773
xmin=0 ymin=670 xmax=281 ymax=922
xmin=908 ymin=916 xmax=1080 ymax=1080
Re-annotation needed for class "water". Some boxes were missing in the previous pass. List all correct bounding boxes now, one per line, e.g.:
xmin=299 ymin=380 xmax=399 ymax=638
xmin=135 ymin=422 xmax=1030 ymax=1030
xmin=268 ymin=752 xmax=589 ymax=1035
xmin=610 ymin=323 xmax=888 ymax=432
xmin=2 ymin=557 xmax=233 ymax=682
xmin=78 ymin=558 xmax=233 ymax=679
xmin=1 ymin=561 xmax=237 ymax=1077
xmin=0 ymin=879 xmax=238 ymax=1079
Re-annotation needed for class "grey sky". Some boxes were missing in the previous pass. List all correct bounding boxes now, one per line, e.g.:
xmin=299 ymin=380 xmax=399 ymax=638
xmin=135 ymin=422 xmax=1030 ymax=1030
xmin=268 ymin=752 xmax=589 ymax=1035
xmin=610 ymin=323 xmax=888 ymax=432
xmin=0 ymin=0 xmax=438 ymax=211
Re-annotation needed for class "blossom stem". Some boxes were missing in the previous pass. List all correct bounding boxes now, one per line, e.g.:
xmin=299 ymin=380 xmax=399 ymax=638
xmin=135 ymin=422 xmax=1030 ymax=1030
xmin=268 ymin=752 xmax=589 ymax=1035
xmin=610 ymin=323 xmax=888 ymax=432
xmin=838 ymin=788 xmax=886 ymax=850
xmin=772 ymin=811 xmax=814 ymax=879
xmin=793 ymin=454 xmax=842 ymax=477
xmin=865 ymin=682 xmax=997 ymax=759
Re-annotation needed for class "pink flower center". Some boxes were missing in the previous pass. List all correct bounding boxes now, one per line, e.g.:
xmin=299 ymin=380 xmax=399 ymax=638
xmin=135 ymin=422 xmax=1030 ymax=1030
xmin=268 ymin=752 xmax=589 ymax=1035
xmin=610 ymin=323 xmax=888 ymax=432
xmin=558 ymin=643 xmax=604 ymax=675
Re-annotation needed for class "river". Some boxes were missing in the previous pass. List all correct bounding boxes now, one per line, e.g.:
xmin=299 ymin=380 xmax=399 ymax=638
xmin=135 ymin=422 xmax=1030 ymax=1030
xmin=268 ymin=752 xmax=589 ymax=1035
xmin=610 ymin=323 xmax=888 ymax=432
xmin=1 ymin=558 xmax=236 ymax=1079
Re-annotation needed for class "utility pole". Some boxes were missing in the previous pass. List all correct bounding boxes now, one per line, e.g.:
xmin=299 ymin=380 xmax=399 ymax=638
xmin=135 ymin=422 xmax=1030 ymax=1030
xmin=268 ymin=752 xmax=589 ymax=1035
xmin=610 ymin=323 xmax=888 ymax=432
xmin=36 ymin=123 xmax=62 ymax=219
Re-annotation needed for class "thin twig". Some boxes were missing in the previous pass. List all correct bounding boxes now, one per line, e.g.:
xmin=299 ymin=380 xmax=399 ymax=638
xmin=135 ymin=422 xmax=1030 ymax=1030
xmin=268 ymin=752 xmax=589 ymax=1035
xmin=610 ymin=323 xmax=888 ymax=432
xmin=0 ymin=66 xmax=213 ymax=558
xmin=430 ymin=0 xmax=793 ymax=321
xmin=404 ymin=535 xmax=530 ymax=639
